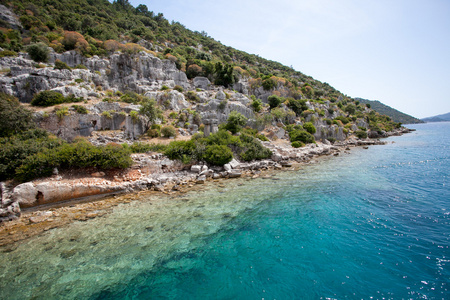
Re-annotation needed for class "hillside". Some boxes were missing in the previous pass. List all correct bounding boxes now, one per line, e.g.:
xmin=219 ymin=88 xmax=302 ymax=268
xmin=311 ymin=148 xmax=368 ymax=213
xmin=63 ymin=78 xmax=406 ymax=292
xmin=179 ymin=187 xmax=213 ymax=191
xmin=422 ymin=112 xmax=450 ymax=123
xmin=356 ymin=98 xmax=423 ymax=124
xmin=0 ymin=0 xmax=416 ymax=222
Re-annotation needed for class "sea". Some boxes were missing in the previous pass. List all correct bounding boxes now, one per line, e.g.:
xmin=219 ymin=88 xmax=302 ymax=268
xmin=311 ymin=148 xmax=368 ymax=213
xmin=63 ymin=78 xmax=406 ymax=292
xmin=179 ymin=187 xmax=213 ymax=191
xmin=0 ymin=122 xmax=449 ymax=300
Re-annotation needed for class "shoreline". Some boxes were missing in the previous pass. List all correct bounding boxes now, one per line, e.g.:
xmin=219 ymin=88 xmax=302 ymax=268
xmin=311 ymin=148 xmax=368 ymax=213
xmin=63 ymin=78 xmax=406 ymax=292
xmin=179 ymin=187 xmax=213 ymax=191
xmin=0 ymin=129 xmax=412 ymax=248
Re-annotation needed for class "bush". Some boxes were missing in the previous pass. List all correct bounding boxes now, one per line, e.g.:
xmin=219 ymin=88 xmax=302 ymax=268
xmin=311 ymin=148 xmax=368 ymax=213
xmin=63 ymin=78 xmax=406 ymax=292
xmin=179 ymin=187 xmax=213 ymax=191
xmin=303 ymin=122 xmax=316 ymax=134
xmin=71 ymin=105 xmax=88 ymax=114
xmin=164 ymin=140 xmax=197 ymax=164
xmin=161 ymin=85 xmax=169 ymax=91
xmin=56 ymin=106 xmax=69 ymax=120
xmin=268 ymin=95 xmax=282 ymax=109
xmin=27 ymin=43 xmax=49 ymax=62
xmin=147 ymin=128 xmax=160 ymax=138
xmin=0 ymin=93 xmax=35 ymax=137
xmin=251 ymin=98 xmax=262 ymax=112
xmin=223 ymin=111 xmax=247 ymax=134
xmin=203 ymin=145 xmax=233 ymax=165
xmin=31 ymin=91 xmax=65 ymax=106
xmin=287 ymin=98 xmax=308 ymax=116
xmin=291 ymin=141 xmax=304 ymax=148
xmin=54 ymin=59 xmax=71 ymax=70
xmin=289 ymin=129 xmax=315 ymax=144
xmin=174 ymin=85 xmax=183 ymax=92
xmin=140 ymin=97 xmax=162 ymax=129
xmin=0 ymin=50 xmax=17 ymax=58
xmin=161 ymin=125 xmax=177 ymax=138
xmin=237 ymin=134 xmax=272 ymax=161
xmin=355 ymin=130 xmax=368 ymax=139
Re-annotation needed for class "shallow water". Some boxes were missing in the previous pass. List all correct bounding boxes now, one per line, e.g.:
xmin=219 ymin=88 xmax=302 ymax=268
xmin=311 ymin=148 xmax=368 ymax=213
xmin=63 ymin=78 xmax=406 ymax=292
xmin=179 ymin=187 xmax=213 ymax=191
xmin=1 ymin=122 xmax=449 ymax=299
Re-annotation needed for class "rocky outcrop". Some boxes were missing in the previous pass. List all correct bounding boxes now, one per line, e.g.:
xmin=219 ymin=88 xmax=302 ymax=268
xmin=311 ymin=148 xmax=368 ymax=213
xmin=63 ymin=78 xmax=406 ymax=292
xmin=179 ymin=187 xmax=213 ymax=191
xmin=0 ymin=50 xmax=188 ymax=102
xmin=34 ymin=102 xmax=147 ymax=141
xmin=0 ymin=4 xmax=22 ymax=30
xmin=144 ymin=90 xmax=189 ymax=111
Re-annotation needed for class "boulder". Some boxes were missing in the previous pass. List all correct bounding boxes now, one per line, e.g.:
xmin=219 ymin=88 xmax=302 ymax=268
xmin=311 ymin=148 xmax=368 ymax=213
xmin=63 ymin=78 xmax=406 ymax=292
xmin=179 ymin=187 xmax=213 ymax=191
xmin=228 ymin=170 xmax=242 ymax=178
xmin=196 ymin=175 xmax=206 ymax=184
xmin=215 ymin=90 xmax=226 ymax=100
xmin=191 ymin=165 xmax=202 ymax=173
xmin=193 ymin=77 xmax=211 ymax=90
xmin=12 ymin=182 xmax=38 ymax=207
xmin=229 ymin=159 xmax=240 ymax=169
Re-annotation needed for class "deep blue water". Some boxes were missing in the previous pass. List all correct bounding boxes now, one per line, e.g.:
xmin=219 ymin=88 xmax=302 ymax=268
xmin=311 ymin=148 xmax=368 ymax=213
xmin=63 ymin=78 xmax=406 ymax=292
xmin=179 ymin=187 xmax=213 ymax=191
xmin=1 ymin=122 xmax=449 ymax=299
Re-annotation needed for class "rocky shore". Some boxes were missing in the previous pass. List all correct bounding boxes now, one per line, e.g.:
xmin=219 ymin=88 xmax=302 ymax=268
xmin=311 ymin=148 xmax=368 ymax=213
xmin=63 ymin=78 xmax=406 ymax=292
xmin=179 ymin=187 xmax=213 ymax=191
xmin=0 ymin=128 xmax=415 ymax=248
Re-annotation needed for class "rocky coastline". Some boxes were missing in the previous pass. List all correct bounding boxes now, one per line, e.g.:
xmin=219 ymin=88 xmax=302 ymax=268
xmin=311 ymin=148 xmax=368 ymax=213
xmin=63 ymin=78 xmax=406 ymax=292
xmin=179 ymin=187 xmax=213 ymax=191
xmin=0 ymin=128 xmax=413 ymax=248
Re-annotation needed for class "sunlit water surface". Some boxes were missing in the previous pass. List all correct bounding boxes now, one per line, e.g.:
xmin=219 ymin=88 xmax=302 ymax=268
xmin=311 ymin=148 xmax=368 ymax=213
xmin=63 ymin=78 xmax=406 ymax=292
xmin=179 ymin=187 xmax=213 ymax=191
xmin=0 ymin=122 xmax=449 ymax=299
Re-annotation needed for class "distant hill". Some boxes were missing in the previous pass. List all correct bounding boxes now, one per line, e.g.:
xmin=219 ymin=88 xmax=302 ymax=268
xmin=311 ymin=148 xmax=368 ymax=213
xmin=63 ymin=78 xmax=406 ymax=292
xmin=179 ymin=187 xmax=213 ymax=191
xmin=356 ymin=98 xmax=423 ymax=124
xmin=421 ymin=112 xmax=450 ymax=123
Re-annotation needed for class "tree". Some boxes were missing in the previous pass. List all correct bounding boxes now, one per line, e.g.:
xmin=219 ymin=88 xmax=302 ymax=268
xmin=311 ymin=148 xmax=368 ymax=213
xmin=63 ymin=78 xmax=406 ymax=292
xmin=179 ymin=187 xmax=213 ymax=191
xmin=27 ymin=43 xmax=49 ymax=62
xmin=0 ymin=93 xmax=35 ymax=137
xmin=223 ymin=111 xmax=247 ymax=134
xmin=140 ymin=97 xmax=162 ymax=130
xmin=268 ymin=95 xmax=282 ymax=109
xmin=303 ymin=122 xmax=316 ymax=134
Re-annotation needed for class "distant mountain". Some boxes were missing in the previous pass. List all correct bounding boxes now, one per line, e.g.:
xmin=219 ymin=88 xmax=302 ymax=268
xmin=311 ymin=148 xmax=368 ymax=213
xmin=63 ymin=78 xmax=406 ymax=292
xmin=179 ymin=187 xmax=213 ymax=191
xmin=356 ymin=98 xmax=423 ymax=124
xmin=421 ymin=112 xmax=450 ymax=123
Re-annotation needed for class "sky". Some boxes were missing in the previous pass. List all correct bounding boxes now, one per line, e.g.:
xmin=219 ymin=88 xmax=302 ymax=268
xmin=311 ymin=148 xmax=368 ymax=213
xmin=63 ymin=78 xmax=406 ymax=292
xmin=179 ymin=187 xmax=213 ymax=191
xmin=128 ymin=0 xmax=450 ymax=118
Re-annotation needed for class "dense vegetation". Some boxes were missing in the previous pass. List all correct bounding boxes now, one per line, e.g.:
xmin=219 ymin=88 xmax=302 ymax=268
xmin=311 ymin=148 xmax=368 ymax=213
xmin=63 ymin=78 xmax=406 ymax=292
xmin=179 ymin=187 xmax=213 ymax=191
xmin=357 ymin=98 xmax=423 ymax=124
xmin=0 ymin=93 xmax=133 ymax=182
xmin=0 ymin=0 xmax=347 ymax=102
xmin=0 ymin=0 xmax=408 ymax=184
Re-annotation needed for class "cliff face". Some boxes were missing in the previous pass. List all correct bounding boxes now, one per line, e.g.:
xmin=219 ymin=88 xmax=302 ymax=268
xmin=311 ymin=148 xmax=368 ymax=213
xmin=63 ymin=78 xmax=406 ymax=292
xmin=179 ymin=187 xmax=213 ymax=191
xmin=0 ymin=48 xmax=368 ymax=143
xmin=0 ymin=50 xmax=188 ymax=102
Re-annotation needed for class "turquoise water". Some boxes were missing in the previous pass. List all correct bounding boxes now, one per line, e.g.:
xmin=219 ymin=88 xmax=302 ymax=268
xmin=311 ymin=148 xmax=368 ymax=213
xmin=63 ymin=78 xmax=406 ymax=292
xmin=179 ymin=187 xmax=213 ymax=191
xmin=0 ymin=122 xmax=449 ymax=299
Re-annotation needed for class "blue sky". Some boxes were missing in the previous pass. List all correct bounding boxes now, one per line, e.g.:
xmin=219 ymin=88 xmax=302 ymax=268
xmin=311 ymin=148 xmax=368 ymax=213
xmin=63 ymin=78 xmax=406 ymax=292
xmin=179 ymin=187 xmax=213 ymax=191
xmin=128 ymin=0 xmax=450 ymax=118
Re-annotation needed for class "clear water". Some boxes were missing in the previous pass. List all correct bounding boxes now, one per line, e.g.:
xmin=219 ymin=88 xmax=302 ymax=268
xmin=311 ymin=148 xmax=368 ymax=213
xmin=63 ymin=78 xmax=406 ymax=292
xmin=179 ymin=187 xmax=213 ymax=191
xmin=0 ymin=122 xmax=449 ymax=300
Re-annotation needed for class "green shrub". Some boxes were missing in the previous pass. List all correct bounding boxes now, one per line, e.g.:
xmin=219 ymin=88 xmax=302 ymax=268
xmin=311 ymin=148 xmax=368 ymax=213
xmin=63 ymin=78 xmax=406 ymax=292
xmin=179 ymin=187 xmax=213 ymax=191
xmin=161 ymin=125 xmax=177 ymax=138
xmin=140 ymin=97 xmax=162 ymax=129
xmin=251 ymin=98 xmax=262 ymax=112
xmin=237 ymin=134 xmax=272 ymax=161
xmin=56 ymin=106 xmax=69 ymax=120
xmin=256 ymin=134 xmax=269 ymax=141
xmin=147 ymin=128 xmax=160 ymax=138
xmin=291 ymin=141 xmax=304 ymax=148
xmin=164 ymin=140 xmax=197 ymax=164
xmin=174 ymin=85 xmax=184 ymax=92
xmin=268 ymin=95 xmax=282 ymax=109
xmin=186 ymin=91 xmax=200 ymax=102
xmin=287 ymin=99 xmax=308 ymax=116
xmin=0 ymin=50 xmax=17 ymax=58
xmin=54 ymin=59 xmax=71 ymax=70
xmin=75 ymin=64 xmax=88 ymax=69
xmin=161 ymin=85 xmax=169 ymax=91
xmin=289 ymin=129 xmax=315 ymax=144
xmin=130 ymin=110 xmax=139 ymax=122
xmin=31 ymin=90 xmax=65 ymax=106
xmin=102 ymin=111 xmax=113 ymax=119
xmin=71 ymin=105 xmax=88 ymax=114
xmin=129 ymin=142 xmax=153 ymax=153
xmin=303 ymin=122 xmax=316 ymax=134
xmin=151 ymin=124 xmax=162 ymax=130
xmin=27 ymin=43 xmax=49 ymax=62
xmin=0 ymin=93 xmax=35 ymax=137
xmin=203 ymin=144 xmax=233 ymax=165
xmin=223 ymin=111 xmax=247 ymax=134
xmin=355 ymin=130 xmax=368 ymax=139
